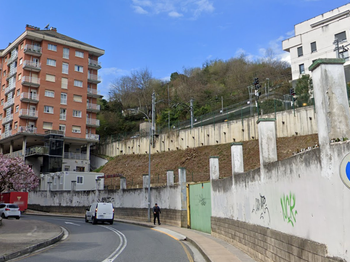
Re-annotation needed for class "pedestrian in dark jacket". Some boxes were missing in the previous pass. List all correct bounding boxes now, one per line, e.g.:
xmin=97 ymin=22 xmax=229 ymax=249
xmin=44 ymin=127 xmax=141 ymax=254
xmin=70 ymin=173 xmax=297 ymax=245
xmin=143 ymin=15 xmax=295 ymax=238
xmin=153 ymin=203 xmax=161 ymax=225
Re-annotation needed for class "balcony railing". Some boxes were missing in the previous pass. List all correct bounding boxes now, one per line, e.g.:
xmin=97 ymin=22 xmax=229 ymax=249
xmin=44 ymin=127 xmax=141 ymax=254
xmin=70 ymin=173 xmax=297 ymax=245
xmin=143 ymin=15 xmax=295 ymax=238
xmin=18 ymin=126 xmax=37 ymax=134
xmin=5 ymin=150 xmax=24 ymax=159
xmin=20 ymin=92 xmax=39 ymax=103
xmin=2 ymin=114 xmax=13 ymax=125
xmin=86 ymin=103 xmax=100 ymax=112
xmin=86 ymin=118 xmax=100 ymax=127
xmin=22 ymin=76 xmax=40 ymax=87
xmin=7 ymin=52 xmax=18 ymax=65
xmin=88 ymin=59 xmax=102 ymax=69
xmin=26 ymin=146 xmax=49 ymax=156
xmin=1 ymin=130 xmax=13 ymax=139
xmin=3 ymin=99 xmax=14 ymax=109
xmin=6 ymin=68 xmax=17 ymax=80
xmin=19 ymin=109 xmax=38 ymax=119
xmin=87 ymin=88 xmax=102 ymax=97
xmin=24 ymin=44 xmax=42 ymax=56
xmin=64 ymin=152 xmax=87 ymax=160
xmin=5 ymin=83 xmax=16 ymax=94
xmin=86 ymin=133 xmax=100 ymax=140
xmin=87 ymin=74 xmax=101 ymax=83
xmin=23 ymin=60 xmax=41 ymax=71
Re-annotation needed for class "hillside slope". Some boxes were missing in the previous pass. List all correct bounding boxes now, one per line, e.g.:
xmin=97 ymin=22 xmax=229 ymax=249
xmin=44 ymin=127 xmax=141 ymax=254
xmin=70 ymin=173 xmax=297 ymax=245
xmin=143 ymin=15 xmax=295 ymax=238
xmin=101 ymin=134 xmax=318 ymax=189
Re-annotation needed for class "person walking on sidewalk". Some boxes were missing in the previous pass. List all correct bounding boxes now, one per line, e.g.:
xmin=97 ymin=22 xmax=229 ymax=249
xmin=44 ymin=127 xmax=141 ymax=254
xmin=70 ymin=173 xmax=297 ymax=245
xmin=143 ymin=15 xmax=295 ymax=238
xmin=153 ymin=203 xmax=161 ymax=225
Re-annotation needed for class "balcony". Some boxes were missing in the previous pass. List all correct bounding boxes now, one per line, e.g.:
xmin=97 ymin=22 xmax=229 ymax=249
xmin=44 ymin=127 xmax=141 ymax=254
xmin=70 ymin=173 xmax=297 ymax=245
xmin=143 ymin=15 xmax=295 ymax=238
xmin=18 ymin=126 xmax=37 ymax=134
xmin=64 ymin=152 xmax=87 ymax=160
xmin=24 ymin=44 xmax=42 ymax=57
xmin=20 ymin=93 xmax=39 ymax=103
xmin=3 ymin=98 xmax=14 ymax=110
xmin=6 ymin=68 xmax=17 ymax=80
xmin=5 ymin=83 xmax=16 ymax=95
xmin=19 ymin=109 xmax=38 ymax=120
xmin=86 ymin=133 xmax=100 ymax=141
xmin=87 ymin=88 xmax=103 ymax=98
xmin=7 ymin=52 xmax=18 ymax=65
xmin=86 ymin=118 xmax=100 ymax=127
xmin=86 ymin=103 xmax=100 ymax=112
xmin=26 ymin=146 xmax=49 ymax=156
xmin=23 ymin=60 xmax=41 ymax=72
xmin=88 ymin=59 xmax=102 ymax=70
xmin=22 ymin=76 xmax=40 ymax=88
xmin=87 ymin=73 xmax=101 ymax=84
xmin=1 ymin=130 xmax=13 ymax=139
xmin=2 ymin=114 xmax=13 ymax=125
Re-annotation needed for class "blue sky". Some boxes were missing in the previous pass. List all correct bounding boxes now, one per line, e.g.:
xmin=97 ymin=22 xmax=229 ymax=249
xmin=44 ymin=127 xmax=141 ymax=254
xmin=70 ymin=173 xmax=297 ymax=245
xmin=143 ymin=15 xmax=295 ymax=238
xmin=1 ymin=0 xmax=350 ymax=99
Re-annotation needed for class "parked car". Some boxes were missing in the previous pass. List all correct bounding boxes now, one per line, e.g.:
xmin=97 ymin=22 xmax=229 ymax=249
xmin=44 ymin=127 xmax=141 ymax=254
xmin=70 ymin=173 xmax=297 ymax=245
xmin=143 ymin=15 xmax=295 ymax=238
xmin=85 ymin=202 xmax=114 ymax=225
xmin=0 ymin=203 xmax=21 ymax=219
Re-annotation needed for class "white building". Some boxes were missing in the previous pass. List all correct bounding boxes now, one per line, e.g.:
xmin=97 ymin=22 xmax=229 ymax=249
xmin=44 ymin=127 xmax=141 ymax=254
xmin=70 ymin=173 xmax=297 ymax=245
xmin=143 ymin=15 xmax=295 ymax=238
xmin=282 ymin=3 xmax=350 ymax=82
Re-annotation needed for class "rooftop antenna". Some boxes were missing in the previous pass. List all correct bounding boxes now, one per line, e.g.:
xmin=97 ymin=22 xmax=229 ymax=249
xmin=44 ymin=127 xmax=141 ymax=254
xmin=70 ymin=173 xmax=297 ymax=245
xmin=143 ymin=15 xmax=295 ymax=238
xmin=44 ymin=24 xmax=49 ymax=29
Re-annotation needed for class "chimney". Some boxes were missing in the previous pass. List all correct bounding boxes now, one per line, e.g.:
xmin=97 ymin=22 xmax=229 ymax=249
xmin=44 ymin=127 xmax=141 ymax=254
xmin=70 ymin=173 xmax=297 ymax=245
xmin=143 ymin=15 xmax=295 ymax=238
xmin=50 ymin=27 xmax=57 ymax=32
xmin=25 ymin=24 xmax=39 ymax=31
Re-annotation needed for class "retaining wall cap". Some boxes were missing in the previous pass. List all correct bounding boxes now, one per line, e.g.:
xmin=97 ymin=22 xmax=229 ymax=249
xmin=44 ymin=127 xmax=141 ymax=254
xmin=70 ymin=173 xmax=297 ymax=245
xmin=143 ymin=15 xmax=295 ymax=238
xmin=309 ymin=58 xmax=345 ymax=71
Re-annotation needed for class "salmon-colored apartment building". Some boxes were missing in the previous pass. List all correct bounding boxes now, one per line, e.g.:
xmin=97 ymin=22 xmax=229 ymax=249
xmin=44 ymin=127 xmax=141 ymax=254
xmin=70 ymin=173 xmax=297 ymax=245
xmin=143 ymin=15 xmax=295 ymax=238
xmin=0 ymin=25 xmax=104 ymax=175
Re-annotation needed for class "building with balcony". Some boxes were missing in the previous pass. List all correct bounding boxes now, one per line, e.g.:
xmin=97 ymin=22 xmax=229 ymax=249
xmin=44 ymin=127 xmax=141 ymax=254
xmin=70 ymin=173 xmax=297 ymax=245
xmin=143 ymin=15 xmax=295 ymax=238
xmin=282 ymin=3 xmax=350 ymax=83
xmin=0 ymin=24 xmax=104 ymax=178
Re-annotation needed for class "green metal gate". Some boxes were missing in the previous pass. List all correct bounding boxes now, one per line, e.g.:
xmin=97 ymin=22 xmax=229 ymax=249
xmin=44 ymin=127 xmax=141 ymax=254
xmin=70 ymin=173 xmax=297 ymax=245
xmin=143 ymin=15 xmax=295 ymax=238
xmin=189 ymin=182 xmax=211 ymax=233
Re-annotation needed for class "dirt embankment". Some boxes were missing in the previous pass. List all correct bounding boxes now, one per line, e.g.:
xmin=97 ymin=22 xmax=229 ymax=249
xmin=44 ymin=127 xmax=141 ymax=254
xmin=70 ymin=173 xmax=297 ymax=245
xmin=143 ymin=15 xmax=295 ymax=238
xmin=101 ymin=134 xmax=319 ymax=189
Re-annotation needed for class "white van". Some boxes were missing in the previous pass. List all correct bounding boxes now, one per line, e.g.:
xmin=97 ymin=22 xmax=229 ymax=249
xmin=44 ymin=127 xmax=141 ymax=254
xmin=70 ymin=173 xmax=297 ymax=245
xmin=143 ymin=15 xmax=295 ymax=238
xmin=85 ymin=202 xmax=114 ymax=225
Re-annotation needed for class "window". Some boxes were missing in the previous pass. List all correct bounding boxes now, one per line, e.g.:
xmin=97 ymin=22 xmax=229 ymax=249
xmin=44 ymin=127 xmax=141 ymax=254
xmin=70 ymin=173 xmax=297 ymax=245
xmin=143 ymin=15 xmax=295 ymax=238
xmin=297 ymin=46 xmax=303 ymax=57
xmin=47 ymin=58 xmax=56 ymax=67
xmin=45 ymin=90 xmax=55 ymax=98
xmin=43 ymin=122 xmax=53 ymax=130
xmin=72 ymin=125 xmax=81 ymax=133
xmin=77 ymin=176 xmax=83 ymax=184
xmin=73 ymin=110 xmax=82 ymax=118
xmin=21 ymin=43 xmax=24 ymax=50
xmin=73 ymin=95 xmax=82 ymax=102
xmin=74 ymin=80 xmax=83 ymax=87
xmin=64 ymin=166 xmax=70 ymax=171
xmin=2 ymin=85 xmax=5 ymax=90
xmin=75 ymin=51 xmax=84 ymax=58
xmin=76 ymin=166 xmax=85 ymax=172
xmin=63 ymin=48 xmax=69 ymax=59
xmin=46 ymin=74 xmax=56 ymax=82
xmin=60 ymin=108 xmax=67 ymax=120
xmin=59 ymin=124 xmax=66 ymax=133
xmin=18 ymin=74 xmax=21 ymax=80
xmin=299 ymin=64 xmax=305 ymax=74
xmin=61 ymin=78 xmax=68 ymax=89
xmin=19 ymin=58 xmax=23 ymax=65
xmin=0 ymin=114 xmax=2 ymax=120
xmin=61 ymin=93 xmax=67 ymax=104
xmin=1 ymin=99 xmax=3 ymax=105
xmin=16 ymin=89 xmax=20 ymax=96
xmin=74 ymin=65 xmax=83 ymax=73
xmin=3 ymin=70 xmax=6 ymax=76
xmin=335 ymin=31 xmax=347 ymax=43
xmin=15 ymin=105 xmax=19 ymax=113
xmin=44 ymin=106 xmax=54 ymax=114
xmin=48 ymin=44 xmax=57 ymax=51
xmin=311 ymin=42 xmax=317 ymax=53
xmin=14 ymin=122 xmax=18 ymax=129
xmin=62 ymin=63 xmax=69 ymax=74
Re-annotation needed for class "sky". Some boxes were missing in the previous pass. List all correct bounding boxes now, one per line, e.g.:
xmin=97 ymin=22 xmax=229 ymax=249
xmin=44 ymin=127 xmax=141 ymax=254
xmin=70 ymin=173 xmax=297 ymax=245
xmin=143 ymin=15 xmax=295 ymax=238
xmin=1 ymin=0 xmax=350 ymax=99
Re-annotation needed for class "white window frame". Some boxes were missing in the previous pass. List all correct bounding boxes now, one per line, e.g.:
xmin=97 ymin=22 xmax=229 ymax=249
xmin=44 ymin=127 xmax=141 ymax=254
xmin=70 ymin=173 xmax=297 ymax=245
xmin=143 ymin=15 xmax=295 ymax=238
xmin=77 ymin=176 xmax=83 ymax=184
xmin=73 ymin=110 xmax=82 ymax=118
xmin=48 ymin=44 xmax=57 ymax=51
xmin=74 ymin=80 xmax=83 ymax=87
xmin=47 ymin=58 xmax=56 ymax=67
xmin=75 ymin=51 xmax=84 ymax=58
xmin=73 ymin=95 xmax=82 ymax=102
xmin=72 ymin=125 xmax=81 ymax=133
xmin=74 ymin=65 xmax=83 ymax=73
xmin=63 ymin=48 xmax=69 ymax=59
xmin=61 ymin=93 xmax=67 ymax=105
xmin=43 ymin=122 xmax=53 ymax=130
xmin=61 ymin=78 xmax=68 ymax=89
xmin=59 ymin=124 xmax=66 ymax=133
xmin=44 ymin=105 xmax=54 ymax=114
xmin=62 ymin=63 xmax=69 ymax=74
xmin=46 ymin=74 xmax=56 ymax=82
xmin=60 ymin=108 xmax=67 ymax=120
xmin=45 ymin=90 xmax=55 ymax=98
xmin=15 ymin=105 xmax=19 ymax=113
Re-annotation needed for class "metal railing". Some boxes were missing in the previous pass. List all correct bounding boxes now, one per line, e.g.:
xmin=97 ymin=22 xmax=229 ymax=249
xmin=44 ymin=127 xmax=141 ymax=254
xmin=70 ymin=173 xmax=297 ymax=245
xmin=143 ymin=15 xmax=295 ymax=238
xmin=87 ymin=103 xmax=100 ymax=111
xmin=26 ymin=146 xmax=49 ymax=156
xmin=87 ymin=74 xmax=101 ymax=82
xmin=18 ymin=126 xmax=37 ymax=134
xmin=4 ymin=83 xmax=15 ymax=94
xmin=23 ymin=60 xmax=41 ymax=70
xmin=88 ymin=59 xmax=101 ymax=68
xmin=64 ymin=152 xmax=87 ymax=160
xmin=86 ymin=133 xmax=100 ymax=140
xmin=86 ymin=118 xmax=100 ymax=126
xmin=24 ymin=44 xmax=42 ymax=54
xmin=21 ymin=76 xmax=40 ymax=85
xmin=20 ymin=92 xmax=39 ymax=101
xmin=19 ymin=109 xmax=38 ymax=118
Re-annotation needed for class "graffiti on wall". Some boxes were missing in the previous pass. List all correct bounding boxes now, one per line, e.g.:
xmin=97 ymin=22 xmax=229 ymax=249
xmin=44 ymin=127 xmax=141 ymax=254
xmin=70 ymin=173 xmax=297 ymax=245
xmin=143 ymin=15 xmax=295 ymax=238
xmin=280 ymin=193 xmax=297 ymax=227
xmin=198 ymin=194 xmax=207 ymax=206
xmin=252 ymin=194 xmax=270 ymax=225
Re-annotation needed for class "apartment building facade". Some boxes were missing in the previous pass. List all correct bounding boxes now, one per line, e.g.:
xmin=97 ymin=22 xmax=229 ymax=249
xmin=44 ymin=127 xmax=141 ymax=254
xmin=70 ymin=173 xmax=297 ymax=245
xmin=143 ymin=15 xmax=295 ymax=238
xmin=282 ymin=3 xmax=350 ymax=82
xmin=0 ymin=25 xmax=104 ymax=177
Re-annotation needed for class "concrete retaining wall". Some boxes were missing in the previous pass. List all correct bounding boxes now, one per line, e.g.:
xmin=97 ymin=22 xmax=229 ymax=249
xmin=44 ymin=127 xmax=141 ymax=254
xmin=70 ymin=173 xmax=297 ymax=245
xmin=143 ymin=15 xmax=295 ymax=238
xmin=98 ymin=106 xmax=317 ymax=157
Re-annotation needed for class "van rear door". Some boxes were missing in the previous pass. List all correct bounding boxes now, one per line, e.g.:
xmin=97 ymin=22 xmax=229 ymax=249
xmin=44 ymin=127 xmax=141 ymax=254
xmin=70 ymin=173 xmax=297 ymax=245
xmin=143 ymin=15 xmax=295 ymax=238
xmin=97 ymin=203 xmax=113 ymax=219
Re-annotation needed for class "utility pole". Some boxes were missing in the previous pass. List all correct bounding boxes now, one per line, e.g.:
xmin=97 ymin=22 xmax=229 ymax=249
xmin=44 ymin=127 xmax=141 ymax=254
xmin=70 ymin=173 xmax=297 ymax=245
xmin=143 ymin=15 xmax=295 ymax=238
xmin=151 ymin=91 xmax=155 ymax=147
xmin=190 ymin=98 xmax=194 ymax=129
xmin=168 ymin=85 xmax=170 ymax=131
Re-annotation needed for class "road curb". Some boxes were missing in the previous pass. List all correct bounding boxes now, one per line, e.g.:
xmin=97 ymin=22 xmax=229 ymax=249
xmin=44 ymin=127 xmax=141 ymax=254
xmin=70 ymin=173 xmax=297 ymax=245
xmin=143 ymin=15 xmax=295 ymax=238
xmin=0 ymin=226 xmax=64 ymax=262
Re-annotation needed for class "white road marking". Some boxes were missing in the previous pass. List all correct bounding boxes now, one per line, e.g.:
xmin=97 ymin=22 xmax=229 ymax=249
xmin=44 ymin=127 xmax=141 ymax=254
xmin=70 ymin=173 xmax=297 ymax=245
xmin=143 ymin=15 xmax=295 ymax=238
xmin=100 ymin=226 xmax=127 ymax=262
xmin=64 ymin=222 xmax=81 ymax=226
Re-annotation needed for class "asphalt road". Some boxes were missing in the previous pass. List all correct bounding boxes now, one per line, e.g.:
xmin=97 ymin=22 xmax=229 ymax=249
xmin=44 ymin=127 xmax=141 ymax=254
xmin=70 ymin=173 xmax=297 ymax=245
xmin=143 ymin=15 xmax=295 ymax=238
xmin=12 ymin=215 xmax=194 ymax=262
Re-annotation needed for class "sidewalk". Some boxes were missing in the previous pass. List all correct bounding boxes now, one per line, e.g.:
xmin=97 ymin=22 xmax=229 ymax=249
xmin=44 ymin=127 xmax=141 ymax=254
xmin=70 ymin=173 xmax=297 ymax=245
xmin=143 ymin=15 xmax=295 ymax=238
xmin=0 ymin=210 xmax=256 ymax=262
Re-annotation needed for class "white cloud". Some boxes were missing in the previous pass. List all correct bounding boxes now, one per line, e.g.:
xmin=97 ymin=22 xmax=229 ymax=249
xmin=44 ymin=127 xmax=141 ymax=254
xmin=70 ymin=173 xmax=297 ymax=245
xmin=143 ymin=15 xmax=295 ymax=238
xmin=131 ymin=0 xmax=214 ymax=19
xmin=169 ymin=11 xmax=183 ymax=17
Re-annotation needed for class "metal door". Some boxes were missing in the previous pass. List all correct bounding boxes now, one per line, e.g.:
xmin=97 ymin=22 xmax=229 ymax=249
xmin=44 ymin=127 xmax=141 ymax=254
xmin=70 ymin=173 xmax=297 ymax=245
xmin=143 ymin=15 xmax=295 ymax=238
xmin=189 ymin=182 xmax=211 ymax=233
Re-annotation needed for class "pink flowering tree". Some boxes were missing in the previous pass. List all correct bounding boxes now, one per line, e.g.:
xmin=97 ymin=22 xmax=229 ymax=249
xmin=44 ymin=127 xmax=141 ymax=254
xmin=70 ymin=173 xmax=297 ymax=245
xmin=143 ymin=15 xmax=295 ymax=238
xmin=0 ymin=155 xmax=39 ymax=193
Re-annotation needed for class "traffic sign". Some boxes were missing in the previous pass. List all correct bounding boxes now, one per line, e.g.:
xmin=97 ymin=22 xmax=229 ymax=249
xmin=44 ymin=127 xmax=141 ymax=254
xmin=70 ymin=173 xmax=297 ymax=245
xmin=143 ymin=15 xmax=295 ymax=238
xmin=339 ymin=152 xmax=350 ymax=189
